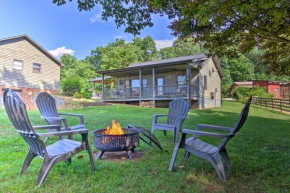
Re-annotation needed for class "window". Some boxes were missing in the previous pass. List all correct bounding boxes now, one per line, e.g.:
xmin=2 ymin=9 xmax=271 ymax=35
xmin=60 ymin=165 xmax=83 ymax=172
xmin=131 ymin=78 xmax=147 ymax=87
xmin=204 ymin=76 xmax=207 ymax=90
xmin=275 ymin=88 xmax=279 ymax=93
xmin=209 ymin=70 xmax=212 ymax=77
xmin=119 ymin=79 xmax=124 ymax=85
xmin=211 ymin=92 xmax=215 ymax=99
xmin=142 ymin=78 xmax=147 ymax=87
xmin=177 ymin=75 xmax=186 ymax=88
xmin=13 ymin=60 xmax=23 ymax=70
xmin=33 ymin=63 xmax=41 ymax=73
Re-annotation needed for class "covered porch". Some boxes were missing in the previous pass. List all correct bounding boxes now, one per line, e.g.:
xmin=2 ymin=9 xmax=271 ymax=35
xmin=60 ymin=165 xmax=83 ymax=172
xmin=96 ymin=62 xmax=200 ymax=107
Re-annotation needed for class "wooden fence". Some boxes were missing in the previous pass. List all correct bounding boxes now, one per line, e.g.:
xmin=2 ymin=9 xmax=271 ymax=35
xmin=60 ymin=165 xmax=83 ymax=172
xmin=251 ymin=97 xmax=290 ymax=113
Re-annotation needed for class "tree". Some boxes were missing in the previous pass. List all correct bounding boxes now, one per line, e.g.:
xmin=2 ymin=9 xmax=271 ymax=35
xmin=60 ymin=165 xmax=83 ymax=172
xmin=87 ymin=37 xmax=158 ymax=70
xmin=159 ymin=38 xmax=204 ymax=59
xmin=53 ymin=0 xmax=290 ymax=75
xmin=60 ymin=54 xmax=97 ymax=95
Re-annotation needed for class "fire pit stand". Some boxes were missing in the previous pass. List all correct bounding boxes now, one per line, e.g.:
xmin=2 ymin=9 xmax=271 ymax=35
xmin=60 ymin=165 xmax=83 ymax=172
xmin=93 ymin=128 xmax=139 ymax=160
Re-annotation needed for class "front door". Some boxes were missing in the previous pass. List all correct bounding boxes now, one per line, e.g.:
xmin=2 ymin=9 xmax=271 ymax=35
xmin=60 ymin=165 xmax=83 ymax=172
xmin=156 ymin=77 xmax=164 ymax=96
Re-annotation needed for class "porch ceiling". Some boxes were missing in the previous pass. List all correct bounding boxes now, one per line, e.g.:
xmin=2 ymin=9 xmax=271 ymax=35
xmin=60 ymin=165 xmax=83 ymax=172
xmin=101 ymin=64 xmax=190 ymax=77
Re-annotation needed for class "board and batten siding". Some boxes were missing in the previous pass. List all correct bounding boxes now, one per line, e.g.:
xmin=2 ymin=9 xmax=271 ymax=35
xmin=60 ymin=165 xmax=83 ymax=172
xmin=199 ymin=58 xmax=221 ymax=108
xmin=0 ymin=37 xmax=60 ymax=90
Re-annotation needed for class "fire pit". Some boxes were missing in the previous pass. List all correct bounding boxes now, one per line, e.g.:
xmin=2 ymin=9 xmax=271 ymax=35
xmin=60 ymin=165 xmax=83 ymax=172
xmin=93 ymin=120 xmax=139 ymax=160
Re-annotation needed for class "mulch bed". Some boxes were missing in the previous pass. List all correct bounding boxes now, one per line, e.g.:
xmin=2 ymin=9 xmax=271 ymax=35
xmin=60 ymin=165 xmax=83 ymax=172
xmin=93 ymin=150 xmax=144 ymax=162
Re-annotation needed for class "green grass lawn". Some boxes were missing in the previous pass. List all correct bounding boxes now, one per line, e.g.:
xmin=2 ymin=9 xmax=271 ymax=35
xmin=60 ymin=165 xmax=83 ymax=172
xmin=0 ymin=101 xmax=289 ymax=192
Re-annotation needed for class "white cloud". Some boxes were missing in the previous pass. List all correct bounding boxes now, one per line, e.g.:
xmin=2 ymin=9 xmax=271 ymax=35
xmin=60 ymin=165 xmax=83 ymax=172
xmin=48 ymin=47 xmax=75 ymax=58
xmin=90 ymin=13 xmax=102 ymax=23
xmin=114 ymin=35 xmax=123 ymax=39
xmin=154 ymin=40 xmax=174 ymax=50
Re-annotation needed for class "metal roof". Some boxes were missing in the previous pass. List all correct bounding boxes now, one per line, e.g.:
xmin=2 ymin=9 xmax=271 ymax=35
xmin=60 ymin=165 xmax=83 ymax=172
xmin=128 ymin=54 xmax=208 ymax=68
xmin=97 ymin=54 xmax=208 ymax=74
xmin=0 ymin=34 xmax=65 ymax=67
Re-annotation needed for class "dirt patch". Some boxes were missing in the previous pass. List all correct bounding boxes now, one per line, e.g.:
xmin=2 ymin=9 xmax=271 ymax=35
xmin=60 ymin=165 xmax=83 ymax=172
xmin=93 ymin=150 xmax=144 ymax=162
xmin=82 ymin=102 xmax=112 ymax=107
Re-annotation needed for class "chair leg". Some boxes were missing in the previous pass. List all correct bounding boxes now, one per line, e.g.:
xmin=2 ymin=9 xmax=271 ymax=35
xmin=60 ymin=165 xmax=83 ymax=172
xmin=184 ymin=151 xmax=190 ymax=159
xmin=83 ymin=133 xmax=96 ymax=172
xmin=36 ymin=157 xmax=56 ymax=187
xmin=220 ymin=149 xmax=231 ymax=170
xmin=164 ymin=130 xmax=167 ymax=136
xmin=209 ymin=154 xmax=226 ymax=181
xmin=21 ymin=151 xmax=36 ymax=174
xmin=168 ymin=142 xmax=181 ymax=171
xmin=43 ymin=137 xmax=49 ymax=143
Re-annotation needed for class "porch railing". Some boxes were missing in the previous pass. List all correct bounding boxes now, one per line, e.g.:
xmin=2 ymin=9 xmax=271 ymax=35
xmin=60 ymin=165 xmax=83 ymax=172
xmin=103 ymin=84 xmax=199 ymax=100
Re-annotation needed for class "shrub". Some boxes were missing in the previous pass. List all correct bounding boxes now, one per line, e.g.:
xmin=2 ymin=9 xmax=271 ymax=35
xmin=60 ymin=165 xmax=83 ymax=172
xmin=232 ymin=85 xmax=274 ymax=101
xmin=73 ymin=92 xmax=83 ymax=98
xmin=61 ymin=77 xmax=82 ymax=96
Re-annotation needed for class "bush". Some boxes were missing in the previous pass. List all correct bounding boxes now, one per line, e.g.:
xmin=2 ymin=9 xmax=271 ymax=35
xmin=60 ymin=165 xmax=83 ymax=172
xmin=73 ymin=92 xmax=83 ymax=98
xmin=61 ymin=77 xmax=82 ymax=96
xmin=232 ymin=85 xmax=274 ymax=102
xmin=80 ymin=91 xmax=91 ymax=99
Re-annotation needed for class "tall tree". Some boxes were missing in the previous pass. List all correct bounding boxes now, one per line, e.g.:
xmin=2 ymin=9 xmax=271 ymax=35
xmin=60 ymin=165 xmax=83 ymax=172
xmin=53 ymin=0 xmax=290 ymax=75
xmin=159 ymin=38 xmax=204 ymax=59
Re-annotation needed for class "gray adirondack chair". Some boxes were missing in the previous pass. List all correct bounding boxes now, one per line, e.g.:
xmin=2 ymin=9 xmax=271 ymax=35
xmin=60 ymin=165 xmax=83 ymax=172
xmin=36 ymin=92 xmax=85 ymax=141
xmin=151 ymin=98 xmax=190 ymax=143
xmin=3 ymin=89 xmax=95 ymax=187
xmin=168 ymin=97 xmax=252 ymax=181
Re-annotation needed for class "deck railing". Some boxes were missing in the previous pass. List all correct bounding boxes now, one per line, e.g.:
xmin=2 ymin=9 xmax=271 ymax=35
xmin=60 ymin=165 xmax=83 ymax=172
xmin=103 ymin=84 xmax=199 ymax=100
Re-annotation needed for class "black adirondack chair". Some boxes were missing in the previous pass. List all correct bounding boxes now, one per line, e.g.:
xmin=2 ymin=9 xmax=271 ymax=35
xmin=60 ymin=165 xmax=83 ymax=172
xmin=3 ymin=89 xmax=95 ymax=186
xmin=151 ymin=98 xmax=190 ymax=143
xmin=36 ymin=92 xmax=85 ymax=141
xmin=168 ymin=97 xmax=252 ymax=181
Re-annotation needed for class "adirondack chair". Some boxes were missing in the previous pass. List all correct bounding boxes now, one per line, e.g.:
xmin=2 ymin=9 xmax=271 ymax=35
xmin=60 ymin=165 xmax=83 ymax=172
xmin=151 ymin=98 xmax=190 ymax=143
xmin=168 ymin=97 xmax=252 ymax=181
xmin=3 ymin=89 xmax=95 ymax=186
xmin=36 ymin=92 xmax=85 ymax=141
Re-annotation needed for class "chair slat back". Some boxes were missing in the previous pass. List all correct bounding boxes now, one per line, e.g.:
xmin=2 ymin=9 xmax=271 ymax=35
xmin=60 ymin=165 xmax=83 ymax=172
xmin=167 ymin=98 xmax=190 ymax=126
xmin=218 ymin=96 xmax=252 ymax=150
xmin=36 ymin=92 xmax=61 ymax=126
xmin=4 ymin=89 xmax=45 ymax=157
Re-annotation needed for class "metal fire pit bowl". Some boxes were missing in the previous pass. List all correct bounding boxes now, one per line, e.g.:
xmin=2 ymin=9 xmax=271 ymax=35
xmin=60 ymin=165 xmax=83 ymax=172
xmin=92 ymin=128 xmax=139 ymax=160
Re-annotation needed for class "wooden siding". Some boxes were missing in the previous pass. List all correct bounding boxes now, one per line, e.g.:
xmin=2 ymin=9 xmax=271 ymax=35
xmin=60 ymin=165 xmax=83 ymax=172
xmin=199 ymin=58 xmax=221 ymax=100
xmin=0 ymin=37 xmax=60 ymax=90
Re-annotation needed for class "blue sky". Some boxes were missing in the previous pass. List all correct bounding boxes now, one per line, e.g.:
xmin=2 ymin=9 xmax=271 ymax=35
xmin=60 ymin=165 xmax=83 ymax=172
xmin=0 ymin=0 xmax=175 ymax=59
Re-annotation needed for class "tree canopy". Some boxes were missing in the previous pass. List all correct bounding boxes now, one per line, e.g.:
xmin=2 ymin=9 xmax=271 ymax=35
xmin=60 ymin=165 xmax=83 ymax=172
xmin=53 ymin=0 xmax=290 ymax=75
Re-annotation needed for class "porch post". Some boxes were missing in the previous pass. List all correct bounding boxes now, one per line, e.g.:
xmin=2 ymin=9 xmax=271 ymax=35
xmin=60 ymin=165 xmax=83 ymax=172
xmin=139 ymin=69 xmax=142 ymax=106
xmin=152 ymin=67 xmax=155 ymax=108
xmin=101 ymin=73 xmax=104 ymax=100
xmin=93 ymin=82 xmax=96 ymax=97
xmin=186 ymin=64 xmax=191 ymax=107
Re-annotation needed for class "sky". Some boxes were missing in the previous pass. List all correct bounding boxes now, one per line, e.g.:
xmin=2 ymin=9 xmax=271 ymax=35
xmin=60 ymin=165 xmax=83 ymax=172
xmin=0 ymin=0 xmax=175 ymax=59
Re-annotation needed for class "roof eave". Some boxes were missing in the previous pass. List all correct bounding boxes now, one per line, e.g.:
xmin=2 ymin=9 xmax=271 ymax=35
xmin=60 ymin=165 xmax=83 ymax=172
xmin=97 ymin=58 xmax=207 ymax=74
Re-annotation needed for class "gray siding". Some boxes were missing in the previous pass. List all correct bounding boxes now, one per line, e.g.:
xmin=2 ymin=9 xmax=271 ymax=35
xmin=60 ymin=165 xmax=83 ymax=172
xmin=199 ymin=58 xmax=222 ymax=108
xmin=0 ymin=37 xmax=60 ymax=90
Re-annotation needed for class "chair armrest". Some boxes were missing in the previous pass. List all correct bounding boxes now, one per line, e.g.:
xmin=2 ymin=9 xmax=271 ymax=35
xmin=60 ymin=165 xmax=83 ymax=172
xmin=33 ymin=125 xmax=61 ymax=131
xmin=41 ymin=116 xmax=64 ymax=120
xmin=37 ymin=128 xmax=88 ymax=138
xmin=195 ymin=124 xmax=233 ymax=132
xmin=152 ymin=114 xmax=167 ymax=117
xmin=59 ymin=113 xmax=84 ymax=124
xmin=182 ymin=129 xmax=230 ymax=138
xmin=152 ymin=114 xmax=167 ymax=124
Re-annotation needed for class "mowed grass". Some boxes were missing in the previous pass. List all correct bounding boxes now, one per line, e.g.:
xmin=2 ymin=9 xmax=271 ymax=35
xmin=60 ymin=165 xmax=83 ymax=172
xmin=0 ymin=101 xmax=289 ymax=192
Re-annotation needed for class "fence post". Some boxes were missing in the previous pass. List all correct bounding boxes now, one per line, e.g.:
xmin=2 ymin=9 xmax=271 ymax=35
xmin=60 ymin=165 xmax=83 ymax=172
xmin=280 ymin=99 xmax=282 ymax=112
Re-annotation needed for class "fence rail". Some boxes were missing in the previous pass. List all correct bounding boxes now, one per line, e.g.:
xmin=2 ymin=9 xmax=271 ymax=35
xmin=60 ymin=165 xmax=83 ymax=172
xmin=252 ymin=97 xmax=290 ymax=113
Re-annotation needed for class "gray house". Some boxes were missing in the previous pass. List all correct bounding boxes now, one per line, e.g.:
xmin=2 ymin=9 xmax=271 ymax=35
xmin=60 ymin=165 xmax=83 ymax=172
xmin=94 ymin=54 xmax=225 ymax=109
xmin=0 ymin=35 xmax=64 ymax=110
